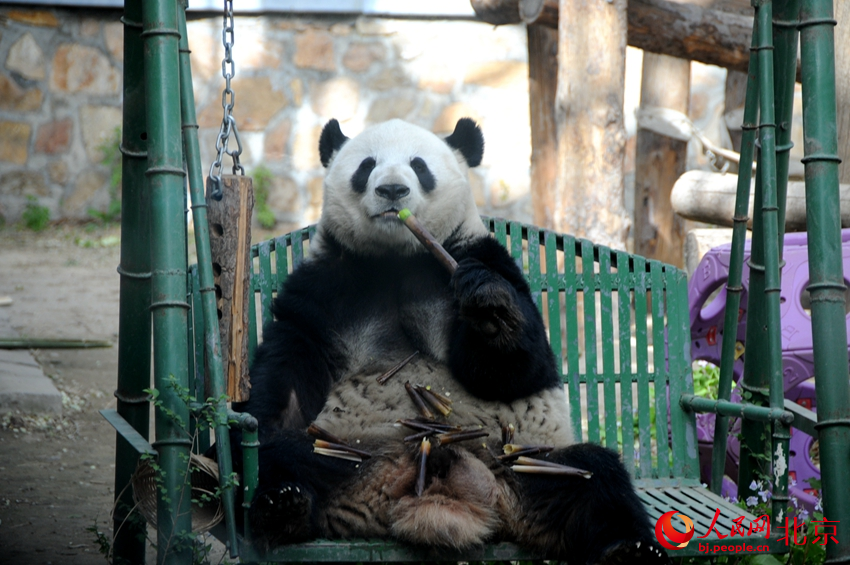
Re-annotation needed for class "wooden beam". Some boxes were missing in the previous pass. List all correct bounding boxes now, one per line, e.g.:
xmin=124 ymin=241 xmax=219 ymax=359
xmin=670 ymin=170 xmax=850 ymax=230
xmin=471 ymin=0 xmax=754 ymax=73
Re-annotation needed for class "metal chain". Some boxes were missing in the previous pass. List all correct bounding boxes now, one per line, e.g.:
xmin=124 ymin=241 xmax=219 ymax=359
xmin=208 ymin=0 xmax=244 ymax=200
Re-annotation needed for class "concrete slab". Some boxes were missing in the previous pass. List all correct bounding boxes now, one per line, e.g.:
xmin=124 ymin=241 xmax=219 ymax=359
xmin=0 ymin=323 xmax=63 ymax=415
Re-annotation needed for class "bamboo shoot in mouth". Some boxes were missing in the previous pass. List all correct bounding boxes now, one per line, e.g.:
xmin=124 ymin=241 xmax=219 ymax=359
xmin=398 ymin=208 xmax=458 ymax=274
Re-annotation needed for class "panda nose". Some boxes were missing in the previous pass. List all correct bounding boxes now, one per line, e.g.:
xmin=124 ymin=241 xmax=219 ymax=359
xmin=376 ymin=184 xmax=410 ymax=201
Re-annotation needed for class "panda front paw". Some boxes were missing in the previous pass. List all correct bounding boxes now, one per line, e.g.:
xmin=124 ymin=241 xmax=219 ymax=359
xmin=452 ymin=258 xmax=525 ymax=344
xmin=249 ymin=483 xmax=314 ymax=545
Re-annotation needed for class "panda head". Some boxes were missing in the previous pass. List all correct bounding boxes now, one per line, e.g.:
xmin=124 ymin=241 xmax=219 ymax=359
xmin=314 ymin=118 xmax=488 ymax=256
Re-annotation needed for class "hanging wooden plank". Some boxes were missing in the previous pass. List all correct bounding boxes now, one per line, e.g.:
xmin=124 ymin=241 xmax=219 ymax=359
xmin=206 ymin=175 xmax=255 ymax=402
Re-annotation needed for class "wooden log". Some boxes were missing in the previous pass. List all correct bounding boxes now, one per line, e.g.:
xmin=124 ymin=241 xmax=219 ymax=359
xmin=470 ymin=0 xmax=801 ymax=79
xmin=633 ymin=52 xmax=691 ymax=268
xmin=206 ymin=175 xmax=254 ymax=402
xmin=554 ymin=0 xmax=629 ymax=249
xmin=527 ymin=24 xmax=559 ymax=229
xmin=670 ymin=170 xmax=850 ymax=231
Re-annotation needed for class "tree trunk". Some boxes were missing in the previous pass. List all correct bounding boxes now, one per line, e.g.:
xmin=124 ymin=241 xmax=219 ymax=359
xmin=633 ymin=53 xmax=690 ymax=267
xmin=527 ymin=24 xmax=559 ymax=230
xmin=554 ymin=0 xmax=628 ymax=248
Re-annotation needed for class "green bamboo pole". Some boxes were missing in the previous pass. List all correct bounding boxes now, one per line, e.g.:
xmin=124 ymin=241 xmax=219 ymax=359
xmin=766 ymin=0 xmax=804 ymax=524
xmin=241 ymin=426 xmax=260 ymax=563
xmin=112 ymin=1 xmax=150 ymax=562
xmin=772 ymin=0 xmax=803 ymax=241
xmin=681 ymin=395 xmax=794 ymax=425
xmin=141 ymin=0 xmax=193 ymax=562
xmin=738 ymin=117 xmax=771 ymax=503
xmin=176 ymin=3 xmax=239 ymax=557
xmin=750 ymin=0 xmax=791 ymax=527
xmin=799 ymin=0 xmax=850 ymax=560
xmin=738 ymin=0 xmax=789 ymax=511
xmin=710 ymin=19 xmax=760 ymax=496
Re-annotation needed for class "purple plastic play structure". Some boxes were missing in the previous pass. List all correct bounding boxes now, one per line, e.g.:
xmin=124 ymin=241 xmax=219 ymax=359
xmin=689 ymin=229 xmax=850 ymax=512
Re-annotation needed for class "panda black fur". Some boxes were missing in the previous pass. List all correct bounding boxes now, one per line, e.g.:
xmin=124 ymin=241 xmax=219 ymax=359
xmin=237 ymin=118 xmax=671 ymax=565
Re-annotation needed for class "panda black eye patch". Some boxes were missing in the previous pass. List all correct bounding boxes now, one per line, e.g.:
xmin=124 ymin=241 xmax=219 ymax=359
xmin=410 ymin=157 xmax=435 ymax=192
xmin=350 ymin=157 xmax=376 ymax=194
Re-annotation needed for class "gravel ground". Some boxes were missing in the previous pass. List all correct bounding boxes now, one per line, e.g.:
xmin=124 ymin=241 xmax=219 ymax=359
xmin=0 ymin=223 xmax=228 ymax=565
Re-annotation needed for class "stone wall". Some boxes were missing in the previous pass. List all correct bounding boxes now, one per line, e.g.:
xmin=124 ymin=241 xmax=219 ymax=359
xmin=0 ymin=7 xmax=533 ymax=229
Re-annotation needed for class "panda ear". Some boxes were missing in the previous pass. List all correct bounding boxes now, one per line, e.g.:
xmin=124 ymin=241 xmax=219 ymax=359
xmin=445 ymin=118 xmax=484 ymax=168
xmin=319 ymin=119 xmax=349 ymax=167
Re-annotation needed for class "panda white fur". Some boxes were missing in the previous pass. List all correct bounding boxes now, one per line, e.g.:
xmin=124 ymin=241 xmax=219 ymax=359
xmin=234 ymin=118 xmax=670 ymax=564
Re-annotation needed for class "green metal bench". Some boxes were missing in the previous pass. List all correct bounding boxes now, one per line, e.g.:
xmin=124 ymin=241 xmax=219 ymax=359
xmin=189 ymin=218 xmax=789 ymax=561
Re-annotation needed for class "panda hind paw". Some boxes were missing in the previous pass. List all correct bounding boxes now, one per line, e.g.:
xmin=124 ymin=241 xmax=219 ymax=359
xmin=249 ymin=483 xmax=314 ymax=545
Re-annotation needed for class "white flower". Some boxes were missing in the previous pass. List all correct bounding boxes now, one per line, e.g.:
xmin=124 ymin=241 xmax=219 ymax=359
xmin=758 ymin=487 xmax=772 ymax=502
xmin=750 ymin=480 xmax=760 ymax=491
xmin=800 ymin=509 xmax=810 ymax=521
xmin=815 ymin=499 xmax=823 ymax=512
xmin=746 ymin=496 xmax=759 ymax=507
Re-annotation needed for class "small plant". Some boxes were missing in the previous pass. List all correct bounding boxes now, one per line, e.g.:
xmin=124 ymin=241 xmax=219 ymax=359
xmin=252 ymin=164 xmax=276 ymax=229
xmin=693 ymin=360 xmax=721 ymax=399
xmin=86 ymin=518 xmax=112 ymax=560
xmin=22 ymin=195 xmax=50 ymax=231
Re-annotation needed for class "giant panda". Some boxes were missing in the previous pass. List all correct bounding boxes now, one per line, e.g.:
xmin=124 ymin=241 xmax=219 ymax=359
xmin=236 ymin=118 xmax=670 ymax=565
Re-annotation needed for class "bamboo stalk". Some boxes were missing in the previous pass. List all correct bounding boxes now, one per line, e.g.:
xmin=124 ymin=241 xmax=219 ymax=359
xmin=376 ymin=351 xmax=419 ymax=385
xmin=403 ymin=430 xmax=434 ymax=443
xmin=398 ymin=209 xmax=458 ymax=274
xmin=415 ymin=385 xmax=453 ymax=417
xmin=498 ymin=446 xmax=555 ymax=462
xmin=397 ymin=419 xmax=460 ymax=433
xmin=416 ymin=438 xmax=431 ymax=496
xmin=313 ymin=447 xmax=362 ymax=463
xmin=313 ymin=439 xmax=371 ymax=459
xmin=405 ymin=382 xmax=434 ymax=419
xmin=511 ymin=461 xmax=593 ymax=478
xmin=307 ymin=423 xmax=346 ymax=445
xmin=502 ymin=423 xmax=515 ymax=446
xmin=435 ymin=429 xmax=489 ymax=445
xmin=503 ymin=443 xmax=554 ymax=454
xmin=421 ymin=386 xmax=452 ymax=405
xmin=514 ymin=455 xmax=569 ymax=468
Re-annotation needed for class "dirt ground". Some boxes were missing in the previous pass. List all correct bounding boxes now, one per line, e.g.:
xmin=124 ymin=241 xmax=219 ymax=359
xmin=0 ymin=224 xmax=227 ymax=565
